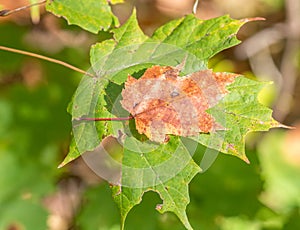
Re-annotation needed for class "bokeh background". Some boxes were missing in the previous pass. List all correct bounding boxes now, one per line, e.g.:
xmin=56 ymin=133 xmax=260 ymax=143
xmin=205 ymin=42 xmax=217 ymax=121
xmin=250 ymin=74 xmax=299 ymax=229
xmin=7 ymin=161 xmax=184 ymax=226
xmin=0 ymin=0 xmax=300 ymax=229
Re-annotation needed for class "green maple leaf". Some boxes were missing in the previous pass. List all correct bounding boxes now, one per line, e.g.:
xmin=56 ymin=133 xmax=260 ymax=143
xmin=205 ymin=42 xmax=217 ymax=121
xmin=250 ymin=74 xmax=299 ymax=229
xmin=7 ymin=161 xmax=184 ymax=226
xmin=46 ymin=0 xmax=119 ymax=34
xmin=90 ymin=11 xmax=248 ymax=84
xmin=192 ymin=77 xmax=282 ymax=163
xmin=111 ymin=136 xmax=200 ymax=230
xmin=63 ymin=11 xmax=250 ymax=165
xmin=60 ymin=76 xmax=116 ymax=166
xmin=63 ymin=11 xmax=282 ymax=229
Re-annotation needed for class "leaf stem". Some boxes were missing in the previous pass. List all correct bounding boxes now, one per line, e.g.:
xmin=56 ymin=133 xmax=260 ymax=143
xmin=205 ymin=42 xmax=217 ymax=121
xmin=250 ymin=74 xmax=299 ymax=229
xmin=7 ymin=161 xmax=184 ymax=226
xmin=78 ymin=116 xmax=134 ymax=121
xmin=0 ymin=45 xmax=95 ymax=77
xmin=0 ymin=0 xmax=47 ymax=16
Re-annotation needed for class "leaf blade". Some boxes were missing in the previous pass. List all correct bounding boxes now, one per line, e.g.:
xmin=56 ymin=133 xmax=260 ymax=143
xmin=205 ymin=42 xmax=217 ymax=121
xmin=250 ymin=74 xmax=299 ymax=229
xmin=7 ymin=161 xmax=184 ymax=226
xmin=46 ymin=0 xmax=118 ymax=33
xmin=192 ymin=77 xmax=281 ymax=162
xmin=90 ymin=13 xmax=249 ymax=84
xmin=112 ymin=137 xmax=200 ymax=230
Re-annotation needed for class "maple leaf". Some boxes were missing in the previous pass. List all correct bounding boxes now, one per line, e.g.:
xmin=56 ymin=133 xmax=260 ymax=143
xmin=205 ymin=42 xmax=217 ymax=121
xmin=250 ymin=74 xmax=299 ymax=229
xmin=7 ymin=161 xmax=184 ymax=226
xmin=46 ymin=0 xmax=119 ymax=34
xmin=111 ymin=136 xmax=201 ymax=230
xmin=121 ymin=65 xmax=239 ymax=143
xmin=63 ymin=11 xmax=281 ymax=230
xmin=89 ymin=12 xmax=253 ymax=84
xmin=193 ymin=77 xmax=285 ymax=162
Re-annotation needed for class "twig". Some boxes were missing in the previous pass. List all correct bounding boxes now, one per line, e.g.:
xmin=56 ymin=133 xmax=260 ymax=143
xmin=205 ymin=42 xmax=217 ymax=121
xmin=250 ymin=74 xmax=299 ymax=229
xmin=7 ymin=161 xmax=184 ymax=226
xmin=193 ymin=0 xmax=199 ymax=14
xmin=235 ymin=0 xmax=300 ymax=122
xmin=235 ymin=23 xmax=285 ymax=59
xmin=235 ymin=23 xmax=284 ymax=87
xmin=0 ymin=46 xmax=95 ymax=77
xmin=0 ymin=0 xmax=47 ymax=17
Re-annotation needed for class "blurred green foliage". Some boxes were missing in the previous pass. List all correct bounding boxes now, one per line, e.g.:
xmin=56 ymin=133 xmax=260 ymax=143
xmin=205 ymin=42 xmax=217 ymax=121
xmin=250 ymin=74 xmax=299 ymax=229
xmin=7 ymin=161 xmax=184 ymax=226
xmin=0 ymin=19 xmax=82 ymax=229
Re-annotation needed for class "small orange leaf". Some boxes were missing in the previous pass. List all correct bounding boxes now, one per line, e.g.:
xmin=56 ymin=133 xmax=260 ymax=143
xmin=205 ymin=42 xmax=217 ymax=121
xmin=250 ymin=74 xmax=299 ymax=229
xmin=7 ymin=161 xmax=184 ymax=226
xmin=121 ymin=65 xmax=240 ymax=142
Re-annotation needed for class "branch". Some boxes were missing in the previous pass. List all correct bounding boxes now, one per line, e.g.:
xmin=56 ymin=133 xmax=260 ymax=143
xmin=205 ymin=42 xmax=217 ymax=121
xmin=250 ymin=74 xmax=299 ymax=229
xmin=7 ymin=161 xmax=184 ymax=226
xmin=273 ymin=0 xmax=300 ymax=121
xmin=235 ymin=0 xmax=300 ymax=122
xmin=0 ymin=46 xmax=95 ymax=78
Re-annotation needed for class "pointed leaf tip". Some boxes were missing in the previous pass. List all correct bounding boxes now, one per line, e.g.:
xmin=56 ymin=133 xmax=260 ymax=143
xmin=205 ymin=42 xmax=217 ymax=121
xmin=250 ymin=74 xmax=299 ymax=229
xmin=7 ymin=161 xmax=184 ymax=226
xmin=57 ymin=162 xmax=66 ymax=168
xmin=243 ymin=156 xmax=250 ymax=164
xmin=278 ymin=123 xmax=295 ymax=129
xmin=58 ymin=154 xmax=77 ymax=168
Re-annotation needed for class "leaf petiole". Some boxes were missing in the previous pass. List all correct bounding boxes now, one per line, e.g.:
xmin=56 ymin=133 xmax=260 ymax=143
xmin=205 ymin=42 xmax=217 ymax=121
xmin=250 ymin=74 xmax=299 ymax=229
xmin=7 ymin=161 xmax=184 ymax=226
xmin=0 ymin=45 xmax=95 ymax=77
xmin=78 ymin=116 xmax=134 ymax=121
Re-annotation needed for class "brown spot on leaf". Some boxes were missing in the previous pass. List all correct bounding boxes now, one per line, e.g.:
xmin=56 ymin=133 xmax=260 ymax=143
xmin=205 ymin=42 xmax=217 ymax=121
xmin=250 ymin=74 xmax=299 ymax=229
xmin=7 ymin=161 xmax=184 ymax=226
xmin=121 ymin=65 xmax=239 ymax=142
